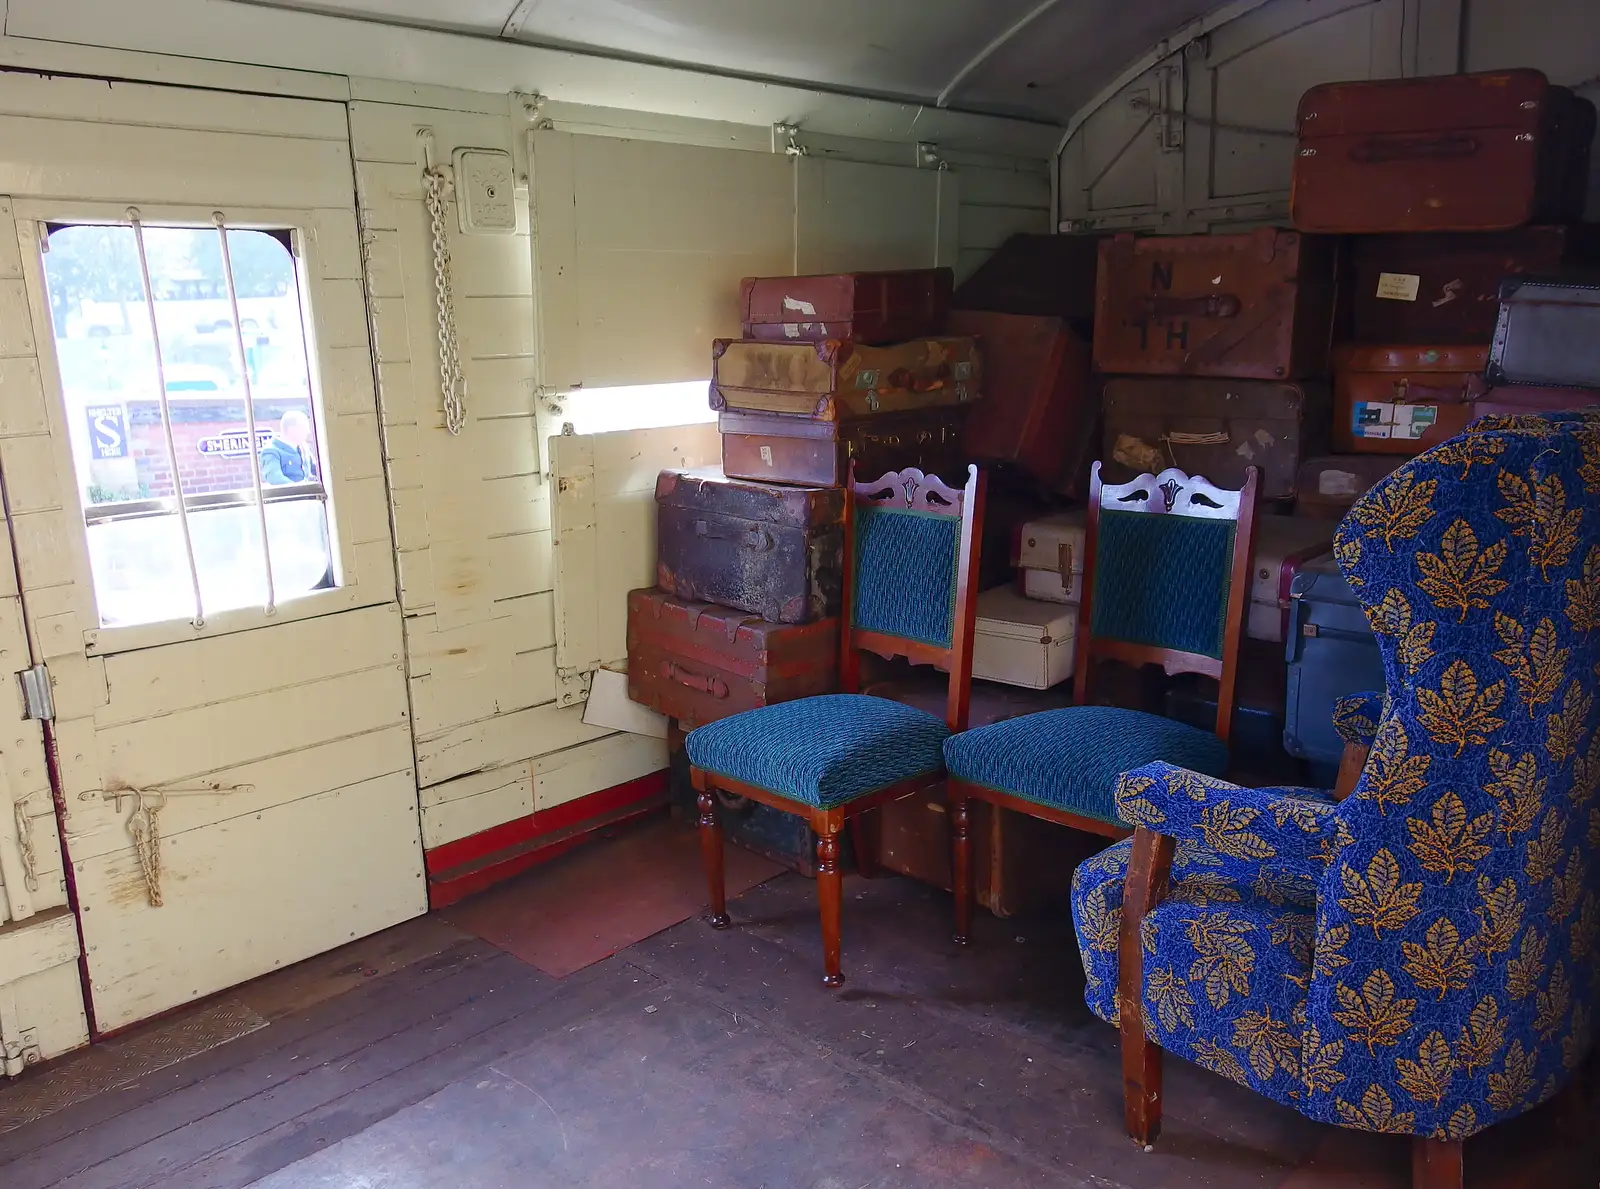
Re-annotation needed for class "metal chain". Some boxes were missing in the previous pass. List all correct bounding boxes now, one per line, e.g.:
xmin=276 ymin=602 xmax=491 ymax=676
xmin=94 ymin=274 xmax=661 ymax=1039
xmin=423 ymin=167 xmax=468 ymax=435
xmin=128 ymin=791 xmax=165 ymax=909
xmin=13 ymin=795 xmax=39 ymax=893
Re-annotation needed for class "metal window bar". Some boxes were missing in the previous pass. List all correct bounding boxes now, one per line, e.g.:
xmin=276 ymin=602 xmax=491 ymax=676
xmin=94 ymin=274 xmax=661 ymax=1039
xmin=83 ymin=483 xmax=326 ymax=526
xmin=213 ymin=213 xmax=278 ymax=615
xmin=127 ymin=208 xmax=206 ymax=628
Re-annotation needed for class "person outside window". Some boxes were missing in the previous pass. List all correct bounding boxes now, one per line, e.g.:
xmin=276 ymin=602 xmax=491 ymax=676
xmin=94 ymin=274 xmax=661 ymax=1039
xmin=260 ymin=410 xmax=317 ymax=485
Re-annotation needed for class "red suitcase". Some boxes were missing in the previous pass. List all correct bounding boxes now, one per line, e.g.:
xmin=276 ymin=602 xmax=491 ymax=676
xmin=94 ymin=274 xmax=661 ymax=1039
xmin=1349 ymin=226 xmax=1600 ymax=344
xmin=947 ymin=310 xmax=1093 ymax=488
xmin=1332 ymin=345 xmax=1487 ymax=455
xmin=627 ymin=589 xmax=838 ymax=731
xmin=1092 ymin=229 xmax=1338 ymax=380
xmin=1292 ymin=70 xmax=1596 ymax=234
xmin=738 ymin=269 xmax=952 ymax=345
xmin=718 ymin=408 xmax=966 ymax=488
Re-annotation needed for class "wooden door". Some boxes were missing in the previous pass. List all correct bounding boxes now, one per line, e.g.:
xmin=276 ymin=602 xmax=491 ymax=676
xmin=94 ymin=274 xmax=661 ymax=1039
xmin=0 ymin=73 xmax=424 ymax=1034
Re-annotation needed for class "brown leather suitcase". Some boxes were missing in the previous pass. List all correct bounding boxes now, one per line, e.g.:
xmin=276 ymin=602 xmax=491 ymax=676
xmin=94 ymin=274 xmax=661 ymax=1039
xmin=628 ymin=589 xmax=838 ymax=730
xmin=1332 ymin=344 xmax=1487 ymax=455
xmin=710 ymin=337 xmax=982 ymax=420
xmin=655 ymin=468 xmax=843 ymax=624
xmin=1349 ymin=226 xmax=1600 ymax=344
xmin=739 ymin=269 xmax=952 ymax=345
xmin=1292 ymin=70 xmax=1596 ymax=234
xmin=951 ymin=232 xmax=1102 ymax=333
xmin=1294 ymin=455 xmax=1406 ymax=519
xmin=718 ymin=409 xmax=966 ymax=488
xmin=1092 ymin=229 xmax=1338 ymax=380
xmin=947 ymin=310 xmax=1093 ymax=488
xmin=1100 ymin=377 xmax=1328 ymax=500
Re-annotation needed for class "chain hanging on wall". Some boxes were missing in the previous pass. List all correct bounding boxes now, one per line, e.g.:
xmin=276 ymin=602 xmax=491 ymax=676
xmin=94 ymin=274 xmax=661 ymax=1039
xmin=127 ymin=790 xmax=164 ymax=909
xmin=423 ymin=166 xmax=468 ymax=436
xmin=13 ymin=794 xmax=40 ymax=893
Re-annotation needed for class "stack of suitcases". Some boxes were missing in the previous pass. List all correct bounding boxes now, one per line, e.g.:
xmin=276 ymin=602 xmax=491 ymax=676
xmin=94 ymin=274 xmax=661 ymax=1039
xmin=626 ymin=64 xmax=1600 ymax=879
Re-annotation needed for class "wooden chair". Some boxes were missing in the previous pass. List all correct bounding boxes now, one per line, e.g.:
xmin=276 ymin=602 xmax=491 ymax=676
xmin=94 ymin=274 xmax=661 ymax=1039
xmin=943 ymin=462 xmax=1260 ymax=943
xmin=687 ymin=464 xmax=986 ymax=987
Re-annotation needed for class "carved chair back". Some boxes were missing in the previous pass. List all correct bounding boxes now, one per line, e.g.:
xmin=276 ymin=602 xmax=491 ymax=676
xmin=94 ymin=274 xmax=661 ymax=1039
xmin=840 ymin=463 xmax=986 ymax=732
xmin=1073 ymin=462 xmax=1260 ymax=744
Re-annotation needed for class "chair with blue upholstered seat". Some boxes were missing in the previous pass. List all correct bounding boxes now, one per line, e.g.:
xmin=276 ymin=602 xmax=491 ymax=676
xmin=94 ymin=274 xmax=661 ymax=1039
xmin=1074 ymin=413 xmax=1600 ymax=1189
xmin=688 ymin=463 xmax=985 ymax=987
xmin=944 ymin=462 xmax=1260 ymax=944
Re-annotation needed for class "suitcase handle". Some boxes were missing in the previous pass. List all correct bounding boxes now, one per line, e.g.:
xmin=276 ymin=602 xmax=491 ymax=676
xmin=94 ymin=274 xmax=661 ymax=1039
xmin=1390 ymin=378 xmax=1472 ymax=404
xmin=1349 ymin=133 xmax=1479 ymax=164
xmin=1129 ymin=294 xmax=1242 ymax=321
xmin=664 ymin=661 xmax=729 ymax=699
xmin=693 ymin=520 xmax=776 ymax=552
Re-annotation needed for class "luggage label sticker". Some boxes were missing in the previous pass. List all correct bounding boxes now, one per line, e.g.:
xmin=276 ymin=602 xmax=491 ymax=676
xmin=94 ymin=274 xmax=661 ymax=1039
xmin=1352 ymin=400 xmax=1438 ymax=440
xmin=1375 ymin=272 xmax=1422 ymax=302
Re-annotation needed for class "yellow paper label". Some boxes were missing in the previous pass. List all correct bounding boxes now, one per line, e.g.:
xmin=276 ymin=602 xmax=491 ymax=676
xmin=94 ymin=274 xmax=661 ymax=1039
xmin=1375 ymin=272 xmax=1422 ymax=302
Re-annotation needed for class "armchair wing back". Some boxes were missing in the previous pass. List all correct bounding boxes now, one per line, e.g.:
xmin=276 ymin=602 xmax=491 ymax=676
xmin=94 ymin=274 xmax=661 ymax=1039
xmin=1316 ymin=411 xmax=1600 ymax=1139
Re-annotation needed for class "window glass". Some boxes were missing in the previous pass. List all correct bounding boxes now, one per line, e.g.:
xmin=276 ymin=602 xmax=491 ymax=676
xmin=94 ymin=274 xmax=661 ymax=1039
xmin=41 ymin=222 xmax=335 ymax=628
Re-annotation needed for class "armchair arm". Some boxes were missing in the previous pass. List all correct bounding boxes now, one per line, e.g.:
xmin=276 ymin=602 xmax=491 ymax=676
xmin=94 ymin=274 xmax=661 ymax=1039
xmin=1332 ymin=691 xmax=1385 ymax=748
xmin=1113 ymin=762 xmax=1338 ymax=885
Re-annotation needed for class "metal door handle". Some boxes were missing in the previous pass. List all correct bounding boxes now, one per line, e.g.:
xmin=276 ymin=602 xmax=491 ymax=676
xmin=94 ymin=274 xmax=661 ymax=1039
xmin=664 ymin=661 xmax=729 ymax=699
xmin=693 ymin=520 xmax=775 ymax=552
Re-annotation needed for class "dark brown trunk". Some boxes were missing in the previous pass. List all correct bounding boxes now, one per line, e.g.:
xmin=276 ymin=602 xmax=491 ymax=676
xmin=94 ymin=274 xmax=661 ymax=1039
xmin=739 ymin=268 xmax=952 ymax=345
xmin=718 ymin=408 xmax=966 ymax=488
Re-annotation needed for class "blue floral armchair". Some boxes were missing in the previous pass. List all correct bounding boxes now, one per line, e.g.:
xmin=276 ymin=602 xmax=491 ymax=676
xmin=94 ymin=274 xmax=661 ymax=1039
xmin=1071 ymin=412 xmax=1600 ymax=1188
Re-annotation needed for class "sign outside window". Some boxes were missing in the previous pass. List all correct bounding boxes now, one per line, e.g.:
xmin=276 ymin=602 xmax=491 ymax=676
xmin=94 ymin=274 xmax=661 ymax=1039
xmin=86 ymin=405 xmax=129 ymax=460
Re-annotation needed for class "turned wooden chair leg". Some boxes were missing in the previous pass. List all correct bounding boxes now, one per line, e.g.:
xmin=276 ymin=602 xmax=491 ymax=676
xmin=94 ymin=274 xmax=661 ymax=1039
xmin=816 ymin=827 xmax=845 ymax=988
xmin=697 ymin=787 xmax=730 ymax=930
xmin=950 ymin=788 xmax=973 ymax=946
xmin=1411 ymin=1137 xmax=1462 ymax=1189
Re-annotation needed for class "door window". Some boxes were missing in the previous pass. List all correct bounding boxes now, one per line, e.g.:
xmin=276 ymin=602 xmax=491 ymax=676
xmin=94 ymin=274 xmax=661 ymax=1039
xmin=40 ymin=220 xmax=336 ymax=628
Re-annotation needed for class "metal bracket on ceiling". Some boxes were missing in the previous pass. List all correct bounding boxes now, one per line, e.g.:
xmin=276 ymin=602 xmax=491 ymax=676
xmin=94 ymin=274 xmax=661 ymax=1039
xmin=772 ymin=123 xmax=808 ymax=157
xmin=916 ymin=142 xmax=947 ymax=171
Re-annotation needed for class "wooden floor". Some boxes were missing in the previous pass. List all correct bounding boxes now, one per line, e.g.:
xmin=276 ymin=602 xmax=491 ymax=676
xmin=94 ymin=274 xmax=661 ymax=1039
xmin=1 ymin=821 xmax=1596 ymax=1189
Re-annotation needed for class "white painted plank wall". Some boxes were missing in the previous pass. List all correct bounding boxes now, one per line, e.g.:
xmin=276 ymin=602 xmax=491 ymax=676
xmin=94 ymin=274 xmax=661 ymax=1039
xmin=352 ymin=99 xmax=664 ymax=850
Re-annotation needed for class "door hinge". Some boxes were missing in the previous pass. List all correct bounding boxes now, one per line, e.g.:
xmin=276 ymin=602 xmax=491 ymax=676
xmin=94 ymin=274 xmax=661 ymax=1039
xmin=17 ymin=664 xmax=54 ymax=722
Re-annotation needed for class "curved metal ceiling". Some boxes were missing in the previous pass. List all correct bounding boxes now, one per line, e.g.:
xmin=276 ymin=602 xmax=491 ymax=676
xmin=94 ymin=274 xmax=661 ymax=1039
xmin=233 ymin=0 xmax=1231 ymax=122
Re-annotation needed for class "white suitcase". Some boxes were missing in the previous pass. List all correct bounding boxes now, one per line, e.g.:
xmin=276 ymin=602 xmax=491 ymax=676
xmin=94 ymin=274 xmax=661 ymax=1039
xmin=1014 ymin=510 xmax=1084 ymax=604
xmin=972 ymin=587 xmax=1077 ymax=691
xmin=1014 ymin=510 xmax=1331 ymax=644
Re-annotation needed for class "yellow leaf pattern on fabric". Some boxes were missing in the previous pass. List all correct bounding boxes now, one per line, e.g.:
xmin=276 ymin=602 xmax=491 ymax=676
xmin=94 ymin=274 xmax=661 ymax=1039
xmin=1523 ymin=808 xmax=1566 ymax=885
xmin=1505 ymin=929 xmax=1550 ymax=1001
xmin=1416 ymin=520 xmax=1511 ymax=621
xmin=1368 ymin=588 xmax=1412 ymax=637
xmin=1147 ymin=967 xmax=1196 ymax=1032
xmin=1402 ymin=917 xmax=1476 ymax=1001
xmin=1168 ymin=872 xmax=1244 ymax=906
xmin=1455 ymin=995 xmax=1507 ymax=1073
xmin=1492 ymin=614 xmax=1570 ymax=708
xmin=1486 ymin=1040 xmax=1537 ymax=1113
xmin=1564 ymin=546 xmax=1600 ymax=634
xmin=1395 ymin=1032 xmax=1456 ymax=1107
xmin=1575 ymin=735 xmax=1600 ymax=809
xmin=1534 ymin=963 xmax=1571 ymax=1040
xmin=1077 ymin=881 xmax=1119 ymax=952
xmin=1486 ymin=749 xmax=1547 ymax=840
xmin=1332 ymin=969 xmax=1416 ymax=1054
xmin=1269 ymin=796 xmax=1331 ymax=833
xmin=1545 ymin=681 xmax=1592 ymax=765
xmin=1366 ymin=589 xmax=1437 ymax=672
xmin=1115 ymin=775 xmax=1166 ymax=827
xmin=1473 ymin=875 xmax=1524 ymax=961
xmin=1232 ymin=1008 xmax=1300 ymax=1081
xmin=1497 ymin=469 xmax=1583 ymax=577
xmin=1334 ymin=535 xmax=1364 ymax=586
xmin=1573 ymin=895 xmax=1599 ymax=962
xmin=1405 ymin=791 xmax=1492 ymax=883
xmin=1438 ymin=1104 xmax=1478 ymax=1142
xmin=1581 ymin=431 xmax=1600 ymax=493
xmin=1313 ymin=924 xmax=1352 ymax=978
xmin=1190 ymin=1039 xmax=1250 ymax=1087
xmin=1363 ymin=720 xmax=1432 ymax=815
xmin=1416 ymin=661 xmax=1507 ymax=756
xmin=1354 ymin=471 xmax=1437 ymax=548
xmin=1335 ymin=1085 xmax=1416 ymax=1134
xmin=1199 ymin=802 xmax=1277 ymax=861
xmin=1184 ymin=911 xmax=1257 ymax=1010
xmin=1548 ymin=850 xmax=1583 ymax=923
xmin=1429 ymin=432 xmax=1507 ymax=478
xmin=1339 ymin=850 xmax=1423 ymax=937
xmin=1300 ymin=1024 xmax=1346 ymax=1095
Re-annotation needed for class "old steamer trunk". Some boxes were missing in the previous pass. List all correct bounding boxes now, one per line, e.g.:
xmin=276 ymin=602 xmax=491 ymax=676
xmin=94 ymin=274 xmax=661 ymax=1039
xmin=628 ymin=589 xmax=839 ymax=729
xmin=718 ymin=408 xmax=966 ymax=488
xmin=710 ymin=336 xmax=982 ymax=419
xmin=655 ymin=468 xmax=844 ymax=624
xmin=738 ymin=268 xmax=952 ymax=344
